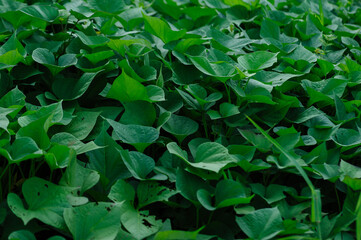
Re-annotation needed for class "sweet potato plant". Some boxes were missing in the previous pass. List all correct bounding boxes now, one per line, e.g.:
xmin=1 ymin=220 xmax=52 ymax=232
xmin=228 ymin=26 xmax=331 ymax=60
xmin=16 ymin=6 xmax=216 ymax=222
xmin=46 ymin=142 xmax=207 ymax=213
xmin=1 ymin=0 xmax=361 ymax=239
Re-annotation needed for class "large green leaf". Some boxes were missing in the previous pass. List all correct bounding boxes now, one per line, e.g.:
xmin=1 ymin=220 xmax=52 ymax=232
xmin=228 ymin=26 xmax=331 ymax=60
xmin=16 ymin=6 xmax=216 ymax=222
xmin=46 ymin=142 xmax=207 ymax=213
xmin=106 ymin=118 xmax=159 ymax=152
xmin=87 ymin=0 xmax=126 ymax=14
xmin=107 ymin=71 xmax=150 ymax=103
xmin=45 ymin=143 xmax=75 ymax=170
xmin=120 ymin=101 xmax=156 ymax=126
xmin=108 ymin=179 xmax=135 ymax=203
xmin=52 ymin=72 xmax=100 ymax=100
xmin=16 ymin=114 xmax=52 ymax=150
xmin=0 ymin=137 xmax=43 ymax=164
xmin=61 ymin=110 xmax=101 ymax=140
xmin=137 ymin=181 xmax=178 ymax=208
xmin=32 ymin=48 xmax=77 ymax=75
xmin=237 ymin=51 xmax=278 ymax=72
xmin=59 ymin=156 xmax=100 ymax=195
xmin=197 ymin=179 xmax=253 ymax=211
xmin=51 ymin=132 xmax=102 ymax=154
xmin=20 ymin=5 xmax=59 ymax=22
xmin=236 ymin=208 xmax=284 ymax=240
xmin=187 ymin=55 xmax=236 ymax=81
xmin=75 ymin=31 xmax=109 ymax=48
xmin=18 ymin=101 xmax=63 ymax=127
xmin=121 ymin=204 xmax=163 ymax=240
xmin=176 ymin=168 xmax=212 ymax=205
xmin=167 ymin=142 xmax=236 ymax=173
xmin=64 ymin=202 xmax=122 ymax=240
xmin=143 ymin=14 xmax=186 ymax=43
xmin=87 ymin=130 xmax=130 ymax=190
xmin=162 ymin=114 xmax=199 ymax=143
xmin=118 ymin=150 xmax=155 ymax=180
xmin=7 ymin=177 xmax=85 ymax=229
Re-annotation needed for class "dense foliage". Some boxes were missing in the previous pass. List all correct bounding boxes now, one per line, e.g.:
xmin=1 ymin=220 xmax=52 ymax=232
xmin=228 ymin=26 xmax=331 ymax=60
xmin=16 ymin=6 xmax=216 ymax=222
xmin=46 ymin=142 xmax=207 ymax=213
xmin=1 ymin=0 xmax=361 ymax=239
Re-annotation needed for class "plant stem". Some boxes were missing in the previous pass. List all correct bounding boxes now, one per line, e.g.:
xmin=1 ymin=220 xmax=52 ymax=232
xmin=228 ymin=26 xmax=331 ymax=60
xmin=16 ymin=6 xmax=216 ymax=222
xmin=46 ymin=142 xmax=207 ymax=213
xmin=8 ymin=164 xmax=12 ymax=193
xmin=202 ymin=113 xmax=209 ymax=139
xmin=196 ymin=207 xmax=200 ymax=228
xmin=207 ymin=211 xmax=214 ymax=225
xmin=0 ymin=164 xmax=9 ymax=181
xmin=224 ymin=83 xmax=231 ymax=103
xmin=335 ymin=185 xmax=341 ymax=212
xmin=168 ymin=51 xmax=172 ymax=65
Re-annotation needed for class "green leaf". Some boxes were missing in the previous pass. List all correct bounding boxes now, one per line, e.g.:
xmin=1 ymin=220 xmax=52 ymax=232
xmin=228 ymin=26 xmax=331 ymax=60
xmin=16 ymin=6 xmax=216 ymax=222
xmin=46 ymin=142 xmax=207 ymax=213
xmin=32 ymin=48 xmax=77 ymax=75
xmin=84 ymin=50 xmax=114 ymax=65
xmin=236 ymin=208 xmax=284 ymax=240
xmin=0 ymin=33 xmax=26 ymax=56
xmin=154 ymin=228 xmax=202 ymax=240
xmin=51 ymin=132 xmax=102 ymax=155
xmin=120 ymin=101 xmax=156 ymax=126
xmin=146 ymin=85 xmax=165 ymax=102
xmin=137 ymin=181 xmax=178 ymax=209
xmin=61 ymin=111 xmax=101 ymax=140
xmin=219 ymin=102 xmax=240 ymax=118
xmin=0 ymin=137 xmax=43 ymax=164
xmin=64 ymin=202 xmax=122 ymax=240
xmin=197 ymin=180 xmax=253 ymax=211
xmin=87 ymin=130 xmax=130 ymax=190
xmin=162 ymin=114 xmax=199 ymax=143
xmin=118 ymin=150 xmax=155 ymax=180
xmin=7 ymin=177 xmax=84 ymax=229
xmin=331 ymin=128 xmax=361 ymax=147
xmin=237 ymin=51 xmax=278 ymax=72
xmin=59 ymin=156 xmax=100 ymax=195
xmin=317 ymin=58 xmax=334 ymax=77
xmin=16 ymin=114 xmax=52 ymax=150
xmin=167 ymin=142 xmax=236 ymax=173
xmin=187 ymin=55 xmax=236 ymax=81
xmin=75 ymin=31 xmax=109 ymax=48
xmin=260 ymin=18 xmax=280 ymax=40
xmin=45 ymin=143 xmax=75 ymax=170
xmin=52 ymin=72 xmax=100 ymax=100
xmin=108 ymin=39 xmax=152 ymax=58
xmin=108 ymin=179 xmax=135 ymax=203
xmin=121 ymin=204 xmax=163 ymax=240
xmin=107 ymin=71 xmax=150 ymax=103
xmin=18 ymin=101 xmax=63 ymax=127
xmin=302 ymin=78 xmax=347 ymax=105
xmin=283 ymin=45 xmax=317 ymax=65
xmin=176 ymin=168 xmax=212 ymax=205
xmin=0 ymin=49 xmax=23 ymax=66
xmin=193 ymin=142 xmax=236 ymax=173
xmin=87 ymin=0 xmax=126 ymax=14
xmin=8 ymin=230 xmax=36 ymax=240
xmin=143 ymin=14 xmax=186 ymax=43
xmin=107 ymin=118 xmax=159 ymax=152
xmin=20 ymin=5 xmax=59 ymax=22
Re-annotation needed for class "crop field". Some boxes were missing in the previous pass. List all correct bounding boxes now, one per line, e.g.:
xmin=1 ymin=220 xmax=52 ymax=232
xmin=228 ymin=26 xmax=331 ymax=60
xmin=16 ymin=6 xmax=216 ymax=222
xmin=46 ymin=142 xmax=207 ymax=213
xmin=1 ymin=0 xmax=361 ymax=239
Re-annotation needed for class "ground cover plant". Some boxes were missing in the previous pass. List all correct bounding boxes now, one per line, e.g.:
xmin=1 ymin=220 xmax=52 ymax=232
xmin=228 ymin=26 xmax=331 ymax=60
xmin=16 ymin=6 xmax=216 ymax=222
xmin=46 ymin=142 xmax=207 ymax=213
xmin=1 ymin=0 xmax=361 ymax=239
